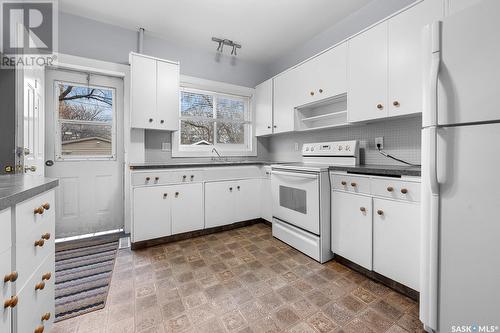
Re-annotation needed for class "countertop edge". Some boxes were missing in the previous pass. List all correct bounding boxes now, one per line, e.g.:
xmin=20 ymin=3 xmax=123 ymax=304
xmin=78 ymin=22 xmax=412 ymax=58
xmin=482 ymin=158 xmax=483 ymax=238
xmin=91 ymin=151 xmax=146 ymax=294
xmin=0 ymin=178 xmax=59 ymax=211
xmin=129 ymin=161 xmax=274 ymax=170
xmin=329 ymin=165 xmax=421 ymax=177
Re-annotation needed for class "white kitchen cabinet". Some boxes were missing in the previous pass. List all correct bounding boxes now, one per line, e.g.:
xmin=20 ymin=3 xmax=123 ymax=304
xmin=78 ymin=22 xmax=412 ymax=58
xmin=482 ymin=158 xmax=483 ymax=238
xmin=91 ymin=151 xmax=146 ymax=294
xmin=388 ymin=0 xmax=444 ymax=117
xmin=373 ymin=198 xmax=420 ymax=290
xmin=1 ymin=209 xmax=12 ymax=333
xmin=348 ymin=22 xmax=388 ymax=122
xmin=205 ymin=179 xmax=261 ymax=228
xmin=170 ymin=183 xmax=204 ymax=234
xmin=332 ymin=191 xmax=373 ymax=270
xmin=255 ymin=79 xmax=273 ymax=136
xmin=273 ymin=68 xmax=301 ymax=134
xmin=130 ymin=52 xmax=179 ymax=130
xmin=261 ymin=167 xmax=272 ymax=222
xmin=133 ymin=186 xmax=171 ymax=242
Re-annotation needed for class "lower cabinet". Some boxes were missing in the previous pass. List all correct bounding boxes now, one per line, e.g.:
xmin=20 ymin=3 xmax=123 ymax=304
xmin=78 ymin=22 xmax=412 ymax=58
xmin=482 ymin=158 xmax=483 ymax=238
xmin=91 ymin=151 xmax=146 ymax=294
xmin=133 ymin=183 xmax=204 ymax=242
xmin=133 ymin=186 xmax=172 ymax=242
xmin=0 ymin=249 xmax=11 ymax=333
xmin=331 ymin=191 xmax=373 ymax=270
xmin=261 ymin=178 xmax=272 ymax=222
xmin=373 ymin=198 xmax=420 ymax=290
xmin=205 ymin=179 xmax=261 ymax=228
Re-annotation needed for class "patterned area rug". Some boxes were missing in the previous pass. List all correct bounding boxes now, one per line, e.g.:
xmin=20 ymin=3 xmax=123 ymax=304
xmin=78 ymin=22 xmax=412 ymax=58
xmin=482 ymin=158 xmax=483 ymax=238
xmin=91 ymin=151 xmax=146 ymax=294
xmin=54 ymin=236 xmax=119 ymax=322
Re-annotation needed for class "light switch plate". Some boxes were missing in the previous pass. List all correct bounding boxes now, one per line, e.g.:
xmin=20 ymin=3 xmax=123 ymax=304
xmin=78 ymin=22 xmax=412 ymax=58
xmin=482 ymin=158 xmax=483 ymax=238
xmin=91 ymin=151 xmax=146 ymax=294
xmin=161 ymin=142 xmax=171 ymax=152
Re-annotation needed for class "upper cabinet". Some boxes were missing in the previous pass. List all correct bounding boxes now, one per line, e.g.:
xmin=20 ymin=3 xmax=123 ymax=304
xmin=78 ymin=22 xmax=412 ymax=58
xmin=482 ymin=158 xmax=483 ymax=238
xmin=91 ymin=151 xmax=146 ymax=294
xmin=273 ymin=43 xmax=348 ymax=134
xmin=130 ymin=52 xmax=180 ymax=130
xmin=348 ymin=0 xmax=443 ymax=122
xmin=254 ymin=79 xmax=273 ymax=136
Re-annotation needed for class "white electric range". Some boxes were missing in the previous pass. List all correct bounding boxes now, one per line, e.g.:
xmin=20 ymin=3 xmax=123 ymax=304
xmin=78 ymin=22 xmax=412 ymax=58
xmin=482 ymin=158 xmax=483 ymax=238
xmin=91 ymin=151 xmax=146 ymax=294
xmin=271 ymin=140 xmax=359 ymax=263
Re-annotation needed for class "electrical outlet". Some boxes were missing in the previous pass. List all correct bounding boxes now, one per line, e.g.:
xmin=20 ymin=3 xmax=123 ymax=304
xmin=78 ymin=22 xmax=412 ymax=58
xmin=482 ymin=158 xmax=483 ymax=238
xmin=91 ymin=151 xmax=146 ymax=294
xmin=375 ymin=137 xmax=384 ymax=149
xmin=161 ymin=142 xmax=171 ymax=152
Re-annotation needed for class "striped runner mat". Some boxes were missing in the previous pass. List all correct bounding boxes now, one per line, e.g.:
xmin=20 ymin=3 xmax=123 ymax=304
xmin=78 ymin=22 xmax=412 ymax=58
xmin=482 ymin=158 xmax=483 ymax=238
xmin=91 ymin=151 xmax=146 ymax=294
xmin=54 ymin=237 xmax=119 ymax=322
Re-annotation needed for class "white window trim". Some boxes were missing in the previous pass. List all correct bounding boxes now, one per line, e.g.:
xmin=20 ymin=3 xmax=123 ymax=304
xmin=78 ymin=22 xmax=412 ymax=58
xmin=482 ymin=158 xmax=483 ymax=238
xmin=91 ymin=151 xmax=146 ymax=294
xmin=172 ymin=76 xmax=256 ymax=158
xmin=54 ymin=80 xmax=117 ymax=161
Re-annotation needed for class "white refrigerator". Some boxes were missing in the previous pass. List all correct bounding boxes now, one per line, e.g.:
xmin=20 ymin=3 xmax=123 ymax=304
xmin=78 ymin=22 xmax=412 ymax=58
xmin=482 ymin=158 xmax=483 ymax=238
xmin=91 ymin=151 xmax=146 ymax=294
xmin=421 ymin=0 xmax=500 ymax=332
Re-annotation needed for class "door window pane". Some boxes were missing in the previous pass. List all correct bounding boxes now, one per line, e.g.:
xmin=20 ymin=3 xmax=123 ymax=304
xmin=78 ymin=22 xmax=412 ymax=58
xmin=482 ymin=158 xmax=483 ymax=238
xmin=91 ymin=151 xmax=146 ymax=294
xmin=58 ymin=85 xmax=113 ymax=122
xmin=180 ymin=120 xmax=214 ymax=145
xmin=279 ymin=186 xmax=307 ymax=214
xmin=61 ymin=123 xmax=112 ymax=156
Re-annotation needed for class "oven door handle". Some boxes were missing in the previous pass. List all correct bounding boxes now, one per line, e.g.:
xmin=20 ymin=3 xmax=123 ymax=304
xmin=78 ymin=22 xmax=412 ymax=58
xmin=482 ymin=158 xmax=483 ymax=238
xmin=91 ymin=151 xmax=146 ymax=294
xmin=271 ymin=170 xmax=319 ymax=180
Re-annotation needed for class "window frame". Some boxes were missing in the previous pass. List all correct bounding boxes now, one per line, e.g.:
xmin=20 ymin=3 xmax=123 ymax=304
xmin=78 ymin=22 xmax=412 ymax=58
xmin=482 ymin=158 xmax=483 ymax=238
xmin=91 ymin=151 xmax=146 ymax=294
xmin=54 ymin=80 xmax=117 ymax=161
xmin=172 ymin=78 xmax=256 ymax=157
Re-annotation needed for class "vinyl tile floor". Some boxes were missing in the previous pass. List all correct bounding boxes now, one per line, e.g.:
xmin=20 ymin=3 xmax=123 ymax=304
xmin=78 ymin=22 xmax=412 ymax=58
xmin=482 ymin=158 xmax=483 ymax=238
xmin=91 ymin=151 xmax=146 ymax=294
xmin=52 ymin=223 xmax=424 ymax=333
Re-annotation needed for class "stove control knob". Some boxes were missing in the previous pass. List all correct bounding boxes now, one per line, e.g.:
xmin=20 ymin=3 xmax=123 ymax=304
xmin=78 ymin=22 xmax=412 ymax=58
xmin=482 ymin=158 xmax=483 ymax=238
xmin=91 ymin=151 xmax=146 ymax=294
xmin=346 ymin=145 xmax=351 ymax=151
xmin=338 ymin=146 xmax=343 ymax=151
xmin=311 ymin=147 xmax=315 ymax=152
xmin=306 ymin=147 xmax=310 ymax=151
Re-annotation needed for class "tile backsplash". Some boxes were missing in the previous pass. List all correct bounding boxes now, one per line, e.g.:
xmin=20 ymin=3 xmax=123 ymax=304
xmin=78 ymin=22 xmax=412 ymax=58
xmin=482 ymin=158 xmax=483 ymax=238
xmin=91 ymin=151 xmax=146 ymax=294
xmin=267 ymin=116 xmax=422 ymax=166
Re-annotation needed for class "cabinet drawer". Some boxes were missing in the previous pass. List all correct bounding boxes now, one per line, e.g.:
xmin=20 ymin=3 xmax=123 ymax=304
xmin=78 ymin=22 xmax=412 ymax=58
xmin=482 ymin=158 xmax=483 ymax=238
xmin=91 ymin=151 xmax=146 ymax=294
xmin=371 ymin=178 xmax=420 ymax=202
xmin=17 ymin=254 xmax=55 ymax=333
xmin=332 ymin=174 xmax=370 ymax=194
xmin=15 ymin=190 xmax=55 ymax=243
xmin=131 ymin=170 xmax=203 ymax=186
xmin=0 ymin=208 xmax=11 ymax=253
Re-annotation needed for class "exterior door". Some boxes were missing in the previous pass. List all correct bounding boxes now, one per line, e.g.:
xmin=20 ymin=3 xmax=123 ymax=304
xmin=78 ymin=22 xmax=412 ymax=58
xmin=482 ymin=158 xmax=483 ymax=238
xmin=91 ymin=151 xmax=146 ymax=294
xmin=45 ymin=68 xmax=124 ymax=238
xmin=22 ymin=68 xmax=45 ymax=175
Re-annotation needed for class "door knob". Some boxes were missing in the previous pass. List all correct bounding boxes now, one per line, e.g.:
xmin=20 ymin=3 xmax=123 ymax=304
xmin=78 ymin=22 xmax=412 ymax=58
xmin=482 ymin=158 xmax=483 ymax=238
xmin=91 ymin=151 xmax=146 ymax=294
xmin=25 ymin=165 xmax=37 ymax=172
xmin=45 ymin=160 xmax=54 ymax=167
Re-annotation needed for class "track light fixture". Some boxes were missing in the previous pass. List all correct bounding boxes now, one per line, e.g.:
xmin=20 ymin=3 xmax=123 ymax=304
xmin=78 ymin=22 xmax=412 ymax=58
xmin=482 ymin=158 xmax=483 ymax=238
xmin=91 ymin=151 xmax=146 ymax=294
xmin=212 ymin=37 xmax=241 ymax=56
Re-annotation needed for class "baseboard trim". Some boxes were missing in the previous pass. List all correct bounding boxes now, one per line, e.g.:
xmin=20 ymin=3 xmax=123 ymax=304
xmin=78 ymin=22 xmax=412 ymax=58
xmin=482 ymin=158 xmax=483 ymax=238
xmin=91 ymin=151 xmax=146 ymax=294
xmin=131 ymin=218 xmax=266 ymax=250
xmin=333 ymin=254 xmax=419 ymax=301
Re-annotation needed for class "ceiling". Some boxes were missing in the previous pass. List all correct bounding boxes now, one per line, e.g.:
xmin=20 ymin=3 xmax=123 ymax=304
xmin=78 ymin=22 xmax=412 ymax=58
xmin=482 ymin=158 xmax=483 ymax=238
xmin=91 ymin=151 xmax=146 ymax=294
xmin=59 ymin=0 xmax=372 ymax=64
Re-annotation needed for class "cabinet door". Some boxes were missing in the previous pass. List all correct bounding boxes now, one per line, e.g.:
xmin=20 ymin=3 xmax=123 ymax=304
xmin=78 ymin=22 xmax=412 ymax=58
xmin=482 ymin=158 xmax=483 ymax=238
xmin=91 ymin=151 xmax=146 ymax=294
xmin=235 ymin=179 xmax=261 ymax=222
xmin=373 ymin=198 xmax=420 ymax=290
xmin=130 ymin=54 xmax=157 ymax=129
xmin=254 ymin=79 xmax=273 ymax=136
xmin=0 ymin=248 xmax=11 ymax=333
xmin=273 ymin=69 xmax=302 ymax=134
xmin=331 ymin=191 xmax=372 ymax=270
xmin=261 ymin=178 xmax=272 ymax=222
xmin=309 ymin=42 xmax=348 ymax=102
xmin=205 ymin=181 xmax=236 ymax=228
xmin=133 ymin=186 xmax=171 ymax=242
xmin=156 ymin=60 xmax=180 ymax=131
xmin=388 ymin=0 xmax=443 ymax=117
xmin=170 ymin=183 xmax=204 ymax=234
xmin=347 ymin=22 xmax=388 ymax=122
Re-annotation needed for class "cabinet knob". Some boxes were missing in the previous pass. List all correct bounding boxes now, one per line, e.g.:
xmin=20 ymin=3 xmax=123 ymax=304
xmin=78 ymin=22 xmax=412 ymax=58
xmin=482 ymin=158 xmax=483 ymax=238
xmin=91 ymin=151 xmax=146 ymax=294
xmin=319 ymin=89 xmax=323 ymax=93
xmin=163 ymin=193 xmax=168 ymax=199
xmin=351 ymin=182 xmax=357 ymax=187
xmin=42 ymin=203 xmax=50 ymax=210
xmin=41 ymin=312 xmax=51 ymax=321
xmin=267 ymin=126 xmax=271 ymax=129
xmin=175 ymin=192 xmax=179 ymax=197
xmin=341 ymin=181 xmax=347 ymax=186
xmin=183 ymin=175 xmax=187 ymax=180
xmin=386 ymin=186 xmax=394 ymax=192
xmin=377 ymin=104 xmax=383 ymax=110
xmin=42 ymin=272 xmax=52 ymax=281
xmin=359 ymin=207 xmax=366 ymax=213
xmin=34 ymin=325 xmax=45 ymax=333
xmin=393 ymin=101 xmax=400 ymax=107
xmin=160 ymin=120 xmax=165 ymax=124
xmin=34 ymin=207 xmax=44 ymax=215
xmin=310 ymin=91 xmax=315 ymax=96
xmin=401 ymin=188 xmax=408 ymax=194
xmin=4 ymin=295 xmax=18 ymax=308
xmin=190 ymin=175 xmax=194 ymax=180
xmin=273 ymin=125 xmax=277 ymax=128
xmin=3 ymin=271 xmax=18 ymax=283
xmin=155 ymin=177 xmax=160 ymax=181
xmin=237 ymin=186 xmax=240 ymax=190
xmin=34 ymin=239 xmax=45 ymax=247
xmin=148 ymin=118 xmax=153 ymax=123
xmin=41 ymin=233 xmax=51 ymax=240
xmin=229 ymin=187 xmax=233 ymax=191
xmin=35 ymin=282 xmax=45 ymax=291
xmin=377 ymin=209 xmax=384 ymax=216
xmin=145 ymin=177 xmax=150 ymax=182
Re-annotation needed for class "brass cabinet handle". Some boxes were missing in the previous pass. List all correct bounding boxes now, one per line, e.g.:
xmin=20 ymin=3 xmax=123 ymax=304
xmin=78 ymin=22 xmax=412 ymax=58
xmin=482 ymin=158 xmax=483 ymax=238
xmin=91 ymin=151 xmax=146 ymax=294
xmin=41 ymin=233 xmax=51 ymax=240
xmin=393 ymin=101 xmax=400 ymax=107
xmin=34 ymin=239 xmax=45 ymax=247
xmin=42 ymin=203 xmax=50 ymax=210
xmin=351 ymin=182 xmax=357 ymax=187
xmin=34 ymin=207 xmax=44 ymax=215
xmin=4 ymin=271 xmax=18 ymax=283
xmin=35 ymin=282 xmax=45 ymax=291
xmin=377 ymin=209 xmax=384 ymax=216
xmin=341 ymin=181 xmax=347 ymax=186
xmin=401 ymin=188 xmax=408 ymax=194
xmin=41 ymin=312 xmax=51 ymax=321
xmin=4 ymin=295 xmax=18 ymax=308
xmin=359 ymin=207 xmax=366 ymax=212
xmin=34 ymin=325 xmax=45 ymax=333
xmin=377 ymin=104 xmax=383 ymax=110
xmin=386 ymin=186 xmax=394 ymax=192
xmin=42 ymin=272 xmax=52 ymax=281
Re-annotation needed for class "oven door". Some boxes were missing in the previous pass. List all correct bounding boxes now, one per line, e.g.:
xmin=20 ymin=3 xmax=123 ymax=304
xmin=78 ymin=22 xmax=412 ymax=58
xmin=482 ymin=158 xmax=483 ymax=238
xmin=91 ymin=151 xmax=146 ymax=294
xmin=271 ymin=169 xmax=320 ymax=235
